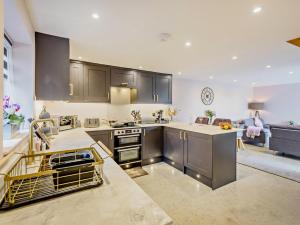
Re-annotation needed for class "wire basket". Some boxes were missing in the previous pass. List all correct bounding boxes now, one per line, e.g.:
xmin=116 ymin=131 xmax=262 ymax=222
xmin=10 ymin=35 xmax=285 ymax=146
xmin=0 ymin=147 xmax=104 ymax=210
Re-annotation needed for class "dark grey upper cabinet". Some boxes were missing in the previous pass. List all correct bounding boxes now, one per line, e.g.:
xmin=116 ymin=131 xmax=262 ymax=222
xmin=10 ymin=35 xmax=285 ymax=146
xmin=155 ymin=74 xmax=172 ymax=104
xmin=184 ymin=131 xmax=212 ymax=178
xmin=142 ymin=126 xmax=163 ymax=160
xmin=164 ymin=127 xmax=184 ymax=168
xmin=111 ymin=67 xmax=136 ymax=88
xmin=69 ymin=62 xmax=84 ymax=101
xmin=35 ymin=32 xmax=70 ymax=100
xmin=136 ymin=71 xmax=155 ymax=103
xmin=84 ymin=64 xmax=111 ymax=102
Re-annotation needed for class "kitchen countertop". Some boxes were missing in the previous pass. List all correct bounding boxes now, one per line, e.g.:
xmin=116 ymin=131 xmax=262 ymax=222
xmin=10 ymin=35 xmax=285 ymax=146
xmin=85 ymin=122 xmax=239 ymax=135
xmin=0 ymin=129 xmax=172 ymax=225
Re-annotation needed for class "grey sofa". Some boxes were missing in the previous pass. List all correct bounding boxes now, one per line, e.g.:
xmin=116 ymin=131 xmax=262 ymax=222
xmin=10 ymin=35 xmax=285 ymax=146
xmin=269 ymin=125 xmax=300 ymax=157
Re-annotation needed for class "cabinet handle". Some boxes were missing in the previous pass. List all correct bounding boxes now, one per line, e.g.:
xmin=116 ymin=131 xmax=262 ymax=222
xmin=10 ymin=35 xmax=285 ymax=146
xmin=156 ymin=94 xmax=159 ymax=102
xmin=111 ymin=131 xmax=113 ymax=140
xmin=143 ymin=129 xmax=146 ymax=136
xmin=153 ymin=94 xmax=156 ymax=102
xmin=183 ymin=132 xmax=186 ymax=141
xmin=107 ymin=92 xmax=110 ymax=100
xmin=179 ymin=131 xmax=182 ymax=140
xmin=69 ymin=83 xmax=74 ymax=96
xmin=121 ymin=82 xmax=128 ymax=86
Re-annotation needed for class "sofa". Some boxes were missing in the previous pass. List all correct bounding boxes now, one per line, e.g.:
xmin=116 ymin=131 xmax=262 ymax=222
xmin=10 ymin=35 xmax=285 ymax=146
xmin=269 ymin=125 xmax=300 ymax=157
xmin=240 ymin=118 xmax=270 ymax=147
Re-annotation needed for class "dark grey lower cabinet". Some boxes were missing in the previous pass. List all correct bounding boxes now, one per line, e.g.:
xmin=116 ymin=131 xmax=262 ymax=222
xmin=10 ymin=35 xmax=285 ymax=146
xmin=86 ymin=130 xmax=114 ymax=155
xmin=163 ymin=127 xmax=237 ymax=189
xmin=142 ymin=126 xmax=163 ymax=165
xmin=163 ymin=127 xmax=184 ymax=171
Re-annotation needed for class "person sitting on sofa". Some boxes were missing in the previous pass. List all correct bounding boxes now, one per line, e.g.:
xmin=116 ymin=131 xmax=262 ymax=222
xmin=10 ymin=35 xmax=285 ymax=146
xmin=246 ymin=111 xmax=264 ymax=138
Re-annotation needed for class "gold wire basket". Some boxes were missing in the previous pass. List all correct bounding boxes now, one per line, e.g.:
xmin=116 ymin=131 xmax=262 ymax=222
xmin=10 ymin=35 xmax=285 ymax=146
xmin=0 ymin=147 xmax=104 ymax=210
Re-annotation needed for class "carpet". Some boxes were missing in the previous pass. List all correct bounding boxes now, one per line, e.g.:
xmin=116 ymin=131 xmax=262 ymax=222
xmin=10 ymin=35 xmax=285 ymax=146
xmin=125 ymin=167 xmax=148 ymax=179
xmin=237 ymin=145 xmax=300 ymax=183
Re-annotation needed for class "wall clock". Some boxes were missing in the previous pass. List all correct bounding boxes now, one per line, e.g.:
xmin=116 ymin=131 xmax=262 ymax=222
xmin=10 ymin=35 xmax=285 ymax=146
xmin=201 ymin=87 xmax=214 ymax=105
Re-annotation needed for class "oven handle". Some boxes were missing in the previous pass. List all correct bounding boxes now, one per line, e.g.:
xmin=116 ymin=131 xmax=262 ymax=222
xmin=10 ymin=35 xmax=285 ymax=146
xmin=117 ymin=147 xmax=140 ymax=152
xmin=116 ymin=134 xmax=140 ymax=138
xmin=114 ymin=144 xmax=141 ymax=150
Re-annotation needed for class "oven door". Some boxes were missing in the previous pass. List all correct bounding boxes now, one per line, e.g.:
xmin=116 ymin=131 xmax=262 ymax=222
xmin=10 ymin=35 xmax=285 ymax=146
xmin=117 ymin=146 xmax=141 ymax=164
xmin=115 ymin=134 xmax=141 ymax=147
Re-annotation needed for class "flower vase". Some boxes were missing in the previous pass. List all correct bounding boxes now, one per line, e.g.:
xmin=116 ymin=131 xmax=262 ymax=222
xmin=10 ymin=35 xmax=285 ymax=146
xmin=3 ymin=123 xmax=20 ymax=140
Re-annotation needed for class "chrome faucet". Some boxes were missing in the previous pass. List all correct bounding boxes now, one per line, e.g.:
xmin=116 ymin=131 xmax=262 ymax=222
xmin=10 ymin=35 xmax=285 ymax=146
xmin=28 ymin=118 xmax=55 ymax=164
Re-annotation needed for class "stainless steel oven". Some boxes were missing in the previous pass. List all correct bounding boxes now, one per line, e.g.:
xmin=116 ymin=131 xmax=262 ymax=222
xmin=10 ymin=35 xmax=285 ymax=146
xmin=114 ymin=128 xmax=142 ymax=167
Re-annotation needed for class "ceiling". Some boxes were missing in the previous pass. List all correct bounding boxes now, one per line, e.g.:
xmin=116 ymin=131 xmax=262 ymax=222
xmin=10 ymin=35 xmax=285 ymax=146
xmin=25 ymin=0 xmax=300 ymax=86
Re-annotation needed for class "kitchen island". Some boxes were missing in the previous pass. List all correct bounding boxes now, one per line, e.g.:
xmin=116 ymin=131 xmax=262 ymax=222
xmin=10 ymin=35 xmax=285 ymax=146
xmin=0 ymin=129 xmax=172 ymax=225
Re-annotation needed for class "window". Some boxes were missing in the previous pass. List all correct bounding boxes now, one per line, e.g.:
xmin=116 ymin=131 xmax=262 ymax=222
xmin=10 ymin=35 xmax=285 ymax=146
xmin=3 ymin=35 xmax=13 ymax=97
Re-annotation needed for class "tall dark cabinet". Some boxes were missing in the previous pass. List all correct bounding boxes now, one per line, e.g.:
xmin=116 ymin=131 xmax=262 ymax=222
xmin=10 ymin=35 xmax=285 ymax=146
xmin=35 ymin=32 xmax=70 ymax=100
xmin=142 ymin=126 xmax=163 ymax=165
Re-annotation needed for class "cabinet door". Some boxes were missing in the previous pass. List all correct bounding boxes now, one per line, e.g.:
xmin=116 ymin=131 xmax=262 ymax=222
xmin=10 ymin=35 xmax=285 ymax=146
xmin=136 ymin=71 xmax=155 ymax=103
xmin=87 ymin=130 xmax=114 ymax=152
xmin=142 ymin=127 xmax=163 ymax=160
xmin=111 ymin=68 xmax=136 ymax=88
xmin=69 ymin=62 xmax=84 ymax=101
xmin=184 ymin=131 xmax=212 ymax=178
xmin=35 ymin=32 xmax=70 ymax=100
xmin=84 ymin=64 xmax=111 ymax=102
xmin=164 ymin=128 xmax=184 ymax=166
xmin=155 ymin=74 xmax=172 ymax=104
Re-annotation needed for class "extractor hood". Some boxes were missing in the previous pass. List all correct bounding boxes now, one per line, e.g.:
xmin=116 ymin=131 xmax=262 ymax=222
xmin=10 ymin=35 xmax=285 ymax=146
xmin=110 ymin=87 xmax=137 ymax=105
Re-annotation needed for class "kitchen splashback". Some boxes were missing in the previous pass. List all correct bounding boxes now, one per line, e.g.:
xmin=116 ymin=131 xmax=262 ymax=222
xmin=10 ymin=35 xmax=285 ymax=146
xmin=35 ymin=101 xmax=169 ymax=122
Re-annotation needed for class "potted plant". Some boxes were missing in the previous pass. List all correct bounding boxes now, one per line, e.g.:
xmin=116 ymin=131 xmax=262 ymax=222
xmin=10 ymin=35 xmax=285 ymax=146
xmin=204 ymin=109 xmax=216 ymax=124
xmin=3 ymin=96 xmax=25 ymax=139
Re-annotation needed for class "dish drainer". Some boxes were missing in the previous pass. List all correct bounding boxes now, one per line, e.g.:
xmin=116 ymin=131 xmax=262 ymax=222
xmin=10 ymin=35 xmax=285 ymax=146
xmin=0 ymin=147 xmax=104 ymax=210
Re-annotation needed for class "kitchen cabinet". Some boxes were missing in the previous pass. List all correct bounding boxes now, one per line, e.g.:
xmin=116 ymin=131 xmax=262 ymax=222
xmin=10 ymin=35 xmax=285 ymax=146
xmin=35 ymin=32 xmax=70 ymax=100
xmin=69 ymin=62 xmax=84 ymax=101
xmin=163 ymin=127 xmax=184 ymax=170
xmin=86 ymin=130 xmax=114 ymax=154
xmin=84 ymin=64 xmax=111 ymax=102
xmin=69 ymin=61 xmax=110 ymax=102
xmin=142 ymin=126 xmax=163 ymax=165
xmin=183 ymin=131 xmax=212 ymax=178
xmin=136 ymin=72 xmax=172 ymax=104
xmin=155 ymin=73 xmax=172 ymax=104
xmin=111 ymin=67 xmax=136 ymax=88
xmin=136 ymin=71 xmax=155 ymax=103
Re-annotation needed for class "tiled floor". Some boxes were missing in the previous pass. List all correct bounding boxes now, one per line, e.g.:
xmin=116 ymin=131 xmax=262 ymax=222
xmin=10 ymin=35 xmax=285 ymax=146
xmin=135 ymin=162 xmax=300 ymax=225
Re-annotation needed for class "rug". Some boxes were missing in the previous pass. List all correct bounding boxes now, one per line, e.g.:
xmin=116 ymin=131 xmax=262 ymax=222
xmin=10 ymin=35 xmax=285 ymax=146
xmin=237 ymin=145 xmax=300 ymax=183
xmin=125 ymin=167 xmax=148 ymax=179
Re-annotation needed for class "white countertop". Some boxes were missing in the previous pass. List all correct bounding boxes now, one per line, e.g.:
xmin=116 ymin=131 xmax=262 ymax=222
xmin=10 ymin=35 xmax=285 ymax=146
xmin=84 ymin=122 xmax=239 ymax=135
xmin=0 ymin=129 xmax=172 ymax=225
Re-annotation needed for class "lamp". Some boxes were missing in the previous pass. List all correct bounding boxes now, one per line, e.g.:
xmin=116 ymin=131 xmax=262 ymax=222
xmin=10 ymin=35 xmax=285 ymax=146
xmin=248 ymin=102 xmax=264 ymax=110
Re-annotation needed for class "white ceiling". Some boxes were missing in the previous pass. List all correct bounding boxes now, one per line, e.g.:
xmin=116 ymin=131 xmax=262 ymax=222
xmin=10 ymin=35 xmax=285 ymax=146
xmin=25 ymin=0 xmax=300 ymax=86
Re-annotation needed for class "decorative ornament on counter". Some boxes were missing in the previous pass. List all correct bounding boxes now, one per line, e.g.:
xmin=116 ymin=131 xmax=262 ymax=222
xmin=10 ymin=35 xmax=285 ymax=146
xmin=201 ymin=87 xmax=214 ymax=105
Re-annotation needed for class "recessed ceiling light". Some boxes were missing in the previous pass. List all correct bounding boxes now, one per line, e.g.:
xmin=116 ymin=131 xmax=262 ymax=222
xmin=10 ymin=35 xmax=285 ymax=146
xmin=92 ymin=13 xmax=99 ymax=19
xmin=233 ymin=79 xmax=238 ymax=83
xmin=232 ymin=56 xmax=238 ymax=60
xmin=209 ymin=75 xmax=214 ymax=80
xmin=289 ymin=71 xmax=294 ymax=75
xmin=266 ymin=65 xmax=271 ymax=68
xmin=177 ymin=72 xmax=182 ymax=75
xmin=185 ymin=42 xmax=192 ymax=47
xmin=78 ymin=56 xmax=82 ymax=60
xmin=138 ymin=66 xmax=143 ymax=69
xmin=253 ymin=7 xmax=262 ymax=14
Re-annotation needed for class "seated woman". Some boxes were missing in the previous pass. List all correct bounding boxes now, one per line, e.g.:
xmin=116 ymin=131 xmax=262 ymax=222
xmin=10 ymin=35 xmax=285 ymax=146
xmin=246 ymin=111 xmax=264 ymax=138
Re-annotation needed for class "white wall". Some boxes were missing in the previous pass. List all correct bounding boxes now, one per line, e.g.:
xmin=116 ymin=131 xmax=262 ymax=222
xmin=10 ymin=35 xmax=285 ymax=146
xmin=172 ymin=78 xmax=253 ymax=123
xmin=0 ymin=0 xmax=4 ymax=157
xmin=253 ymin=83 xmax=300 ymax=124
xmin=4 ymin=0 xmax=35 ymax=127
